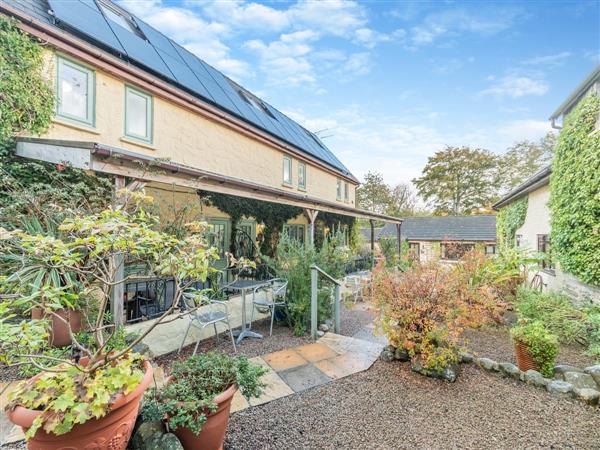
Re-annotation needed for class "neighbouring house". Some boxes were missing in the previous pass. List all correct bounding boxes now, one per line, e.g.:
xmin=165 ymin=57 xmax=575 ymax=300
xmin=493 ymin=65 xmax=600 ymax=304
xmin=0 ymin=0 xmax=401 ymax=351
xmin=367 ymin=215 xmax=497 ymax=263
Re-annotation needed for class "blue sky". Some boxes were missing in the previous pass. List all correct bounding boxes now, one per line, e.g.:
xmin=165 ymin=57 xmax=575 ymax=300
xmin=120 ymin=0 xmax=599 ymax=186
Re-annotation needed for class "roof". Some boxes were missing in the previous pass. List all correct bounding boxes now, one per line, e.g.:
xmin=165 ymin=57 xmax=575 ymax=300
xmin=492 ymin=165 xmax=551 ymax=210
xmin=377 ymin=215 xmax=496 ymax=242
xmin=550 ymin=65 xmax=600 ymax=123
xmin=3 ymin=0 xmax=356 ymax=181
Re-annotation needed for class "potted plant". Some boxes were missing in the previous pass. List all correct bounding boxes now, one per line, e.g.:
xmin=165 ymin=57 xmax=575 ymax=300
xmin=143 ymin=352 xmax=266 ymax=450
xmin=0 ymin=191 xmax=220 ymax=449
xmin=511 ymin=320 xmax=559 ymax=377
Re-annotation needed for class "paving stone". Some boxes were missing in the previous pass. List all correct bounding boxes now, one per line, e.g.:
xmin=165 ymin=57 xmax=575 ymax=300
xmin=295 ymin=343 xmax=338 ymax=363
xmin=262 ymin=349 xmax=308 ymax=372
xmin=315 ymin=352 xmax=375 ymax=380
xmin=230 ymin=389 xmax=250 ymax=413
xmin=249 ymin=369 xmax=294 ymax=406
xmin=317 ymin=333 xmax=356 ymax=355
xmin=278 ymin=364 xmax=332 ymax=393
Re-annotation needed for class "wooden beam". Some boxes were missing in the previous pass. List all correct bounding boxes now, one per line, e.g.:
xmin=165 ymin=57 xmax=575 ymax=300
xmin=305 ymin=209 xmax=319 ymax=245
xmin=396 ymin=223 xmax=402 ymax=258
xmin=370 ymin=219 xmax=375 ymax=253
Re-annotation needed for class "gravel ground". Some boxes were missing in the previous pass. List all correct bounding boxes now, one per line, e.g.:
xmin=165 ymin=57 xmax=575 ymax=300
xmin=225 ymin=360 xmax=600 ymax=450
xmin=461 ymin=325 xmax=597 ymax=368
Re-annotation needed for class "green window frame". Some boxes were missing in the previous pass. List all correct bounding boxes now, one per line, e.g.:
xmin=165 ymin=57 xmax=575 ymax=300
xmin=56 ymin=55 xmax=95 ymax=127
xmin=344 ymin=182 xmax=349 ymax=202
xmin=336 ymin=179 xmax=342 ymax=200
xmin=283 ymin=156 xmax=292 ymax=184
xmin=283 ymin=224 xmax=305 ymax=243
xmin=298 ymin=162 xmax=306 ymax=190
xmin=124 ymin=85 xmax=153 ymax=144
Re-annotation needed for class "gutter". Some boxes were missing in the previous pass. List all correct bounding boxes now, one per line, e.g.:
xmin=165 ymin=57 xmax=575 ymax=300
xmin=492 ymin=165 xmax=551 ymax=210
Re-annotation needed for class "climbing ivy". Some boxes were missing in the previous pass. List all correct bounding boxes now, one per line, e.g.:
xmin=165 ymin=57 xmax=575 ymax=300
xmin=199 ymin=191 xmax=303 ymax=256
xmin=0 ymin=16 xmax=54 ymax=141
xmin=496 ymin=196 xmax=528 ymax=249
xmin=550 ymin=93 xmax=600 ymax=286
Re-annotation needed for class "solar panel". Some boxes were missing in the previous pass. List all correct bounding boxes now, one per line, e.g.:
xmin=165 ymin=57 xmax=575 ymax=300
xmin=156 ymin=49 xmax=216 ymax=103
xmin=48 ymin=0 xmax=125 ymax=53
xmin=135 ymin=19 xmax=182 ymax=61
xmin=106 ymin=22 xmax=174 ymax=80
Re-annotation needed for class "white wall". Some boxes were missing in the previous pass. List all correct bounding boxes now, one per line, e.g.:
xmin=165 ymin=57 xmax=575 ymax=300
xmin=516 ymin=184 xmax=600 ymax=305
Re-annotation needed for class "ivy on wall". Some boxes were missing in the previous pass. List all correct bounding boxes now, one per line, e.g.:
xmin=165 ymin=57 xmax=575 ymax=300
xmin=496 ymin=196 xmax=528 ymax=249
xmin=550 ymin=93 xmax=600 ymax=286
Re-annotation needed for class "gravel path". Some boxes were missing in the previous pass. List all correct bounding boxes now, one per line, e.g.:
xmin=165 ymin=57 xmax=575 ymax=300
xmin=225 ymin=360 xmax=600 ymax=450
xmin=461 ymin=325 xmax=597 ymax=368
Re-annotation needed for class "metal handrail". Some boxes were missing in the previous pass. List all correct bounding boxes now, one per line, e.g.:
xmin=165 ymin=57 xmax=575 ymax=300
xmin=310 ymin=264 xmax=341 ymax=285
xmin=310 ymin=265 xmax=342 ymax=339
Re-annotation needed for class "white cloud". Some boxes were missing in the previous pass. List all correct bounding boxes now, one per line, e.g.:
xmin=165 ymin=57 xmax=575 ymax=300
xmin=480 ymin=74 xmax=549 ymax=98
xmin=200 ymin=0 xmax=290 ymax=32
xmin=343 ymin=53 xmax=371 ymax=76
xmin=353 ymin=28 xmax=406 ymax=48
xmin=289 ymin=0 xmax=367 ymax=37
xmin=497 ymin=120 xmax=552 ymax=143
xmin=523 ymin=52 xmax=572 ymax=67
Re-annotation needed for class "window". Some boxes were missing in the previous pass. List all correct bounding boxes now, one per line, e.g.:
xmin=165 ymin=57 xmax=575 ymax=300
xmin=283 ymin=156 xmax=292 ymax=184
xmin=485 ymin=244 xmax=496 ymax=255
xmin=336 ymin=179 xmax=342 ymax=200
xmin=56 ymin=56 xmax=95 ymax=126
xmin=537 ymin=234 xmax=555 ymax=272
xmin=344 ymin=182 xmax=349 ymax=202
xmin=98 ymin=0 xmax=145 ymax=38
xmin=516 ymin=234 xmax=523 ymax=247
xmin=441 ymin=243 xmax=474 ymax=261
xmin=298 ymin=162 xmax=306 ymax=190
xmin=125 ymin=86 xmax=153 ymax=143
xmin=283 ymin=224 xmax=305 ymax=243
xmin=408 ymin=242 xmax=420 ymax=261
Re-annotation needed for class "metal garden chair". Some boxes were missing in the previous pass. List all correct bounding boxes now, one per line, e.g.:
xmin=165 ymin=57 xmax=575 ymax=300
xmin=178 ymin=291 xmax=237 ymax=355
xmin=249 ymin=278 xmax=288 ymax=336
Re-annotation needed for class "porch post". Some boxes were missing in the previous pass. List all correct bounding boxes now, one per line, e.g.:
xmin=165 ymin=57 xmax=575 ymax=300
xmin=305 ymin=208 xmax=319 ymax=245
xmin=396 ymin=223 xmax=402 ymax=259
xmin=111 ymin=176 xmax=126 ymax=327
xmin=370 ymin=219 xmax=375 ymax=252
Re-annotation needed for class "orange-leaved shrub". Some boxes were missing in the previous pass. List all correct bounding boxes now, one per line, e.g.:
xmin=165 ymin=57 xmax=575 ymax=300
xmin=372 ymin=251 xmax=507 ymax=373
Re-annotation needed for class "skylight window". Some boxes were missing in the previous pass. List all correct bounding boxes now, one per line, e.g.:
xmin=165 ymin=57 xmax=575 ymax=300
xmin=97 ymin=0 xmax=145 ymax=39
xmin=228 ymin=80 xmax=278 ymax=120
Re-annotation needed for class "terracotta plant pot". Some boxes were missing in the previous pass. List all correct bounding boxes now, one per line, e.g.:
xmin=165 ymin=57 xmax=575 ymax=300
xmin=6 ymin=360 xmax=153 ymax=450
xmin=31 ymin=308 xmax=83 ymax=348
xmin=174 ymin=384 xmax=238 ymax=450
xmin=514 ymin=341 xmax=538 ymax=372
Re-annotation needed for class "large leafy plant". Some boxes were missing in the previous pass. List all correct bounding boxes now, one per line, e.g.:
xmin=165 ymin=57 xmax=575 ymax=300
xmin=1 ymin=192 xmax=220 ymax=437
xmin=143 ymin=352 xmax=266 ymax=435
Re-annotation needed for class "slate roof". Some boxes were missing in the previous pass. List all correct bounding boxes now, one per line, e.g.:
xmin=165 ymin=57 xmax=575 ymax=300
xmin=492 ymin=165 xmax=551 ymax=210
xmin=374 ymin=215 xmax=496 ymax=242
xmin=3 ymin=0 xmax=356 ymax=180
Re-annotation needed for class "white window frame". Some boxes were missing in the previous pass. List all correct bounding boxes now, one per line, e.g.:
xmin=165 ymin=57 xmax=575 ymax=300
xmin=283 ymin=156 xmax=292 ymax=185
xmin=298 ymin=162 xmax=306 ymax=190
xmin=124 ymin=85 xmax=153 ymax=144
xmin=344 ymin=182 xmax=349 ymax=202
xmin=56 ymin=55 xmax=95 ymax=127
xmin=336 ymin=179 xmax=342 ymax=200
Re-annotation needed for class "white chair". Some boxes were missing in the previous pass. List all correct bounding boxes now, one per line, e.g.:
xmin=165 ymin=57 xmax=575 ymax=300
xmin=345 ymin=275 xmax=361 ymax=303
xmin=249 ymin=279 xmax=288 ymax=336
xmin=178 ymin=292 xmax=236 ymax=355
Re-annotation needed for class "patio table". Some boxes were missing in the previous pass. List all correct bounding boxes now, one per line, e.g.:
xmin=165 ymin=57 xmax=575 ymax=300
xmin=222 ymin=279 xmax=271 ymax=344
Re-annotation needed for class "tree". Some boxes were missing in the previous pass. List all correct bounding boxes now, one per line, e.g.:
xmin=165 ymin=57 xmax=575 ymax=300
xmin=499 ymin=132 xmax=556 ymax=192
xmin=387 ymin=183 xmax=417 ymax=217
xmin=356 ymin=172 xmax=392 ymax=215
xmin=413 ymin=146 xmax=498 ymax=215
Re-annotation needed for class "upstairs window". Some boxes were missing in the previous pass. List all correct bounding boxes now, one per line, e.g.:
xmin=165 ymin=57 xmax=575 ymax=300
xmin=344 ymin=182 xmax=349 ymax=202
xmin=283 ymin=156 xmax=292 ymax=184
xmin=98 ymin=0 xmax=145 ymax=38
xmin=336 ymin=179 xmax=342 ymax=200
xmin=125 ymin=86 xmax=153 ymax=143
xmin=56 ymin=56 xmax=95 ymax=127
xmin=298 ymin=162 xmax=306 ymax=190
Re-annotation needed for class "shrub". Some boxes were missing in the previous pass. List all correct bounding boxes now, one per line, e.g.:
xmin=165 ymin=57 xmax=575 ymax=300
xmin=144 ymin=352 xmax=266 ymax=435
xmin=373 ymin=258 xmax=505 ymax=373
xmin=511 ymin=320 xmax=559 ymax=377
